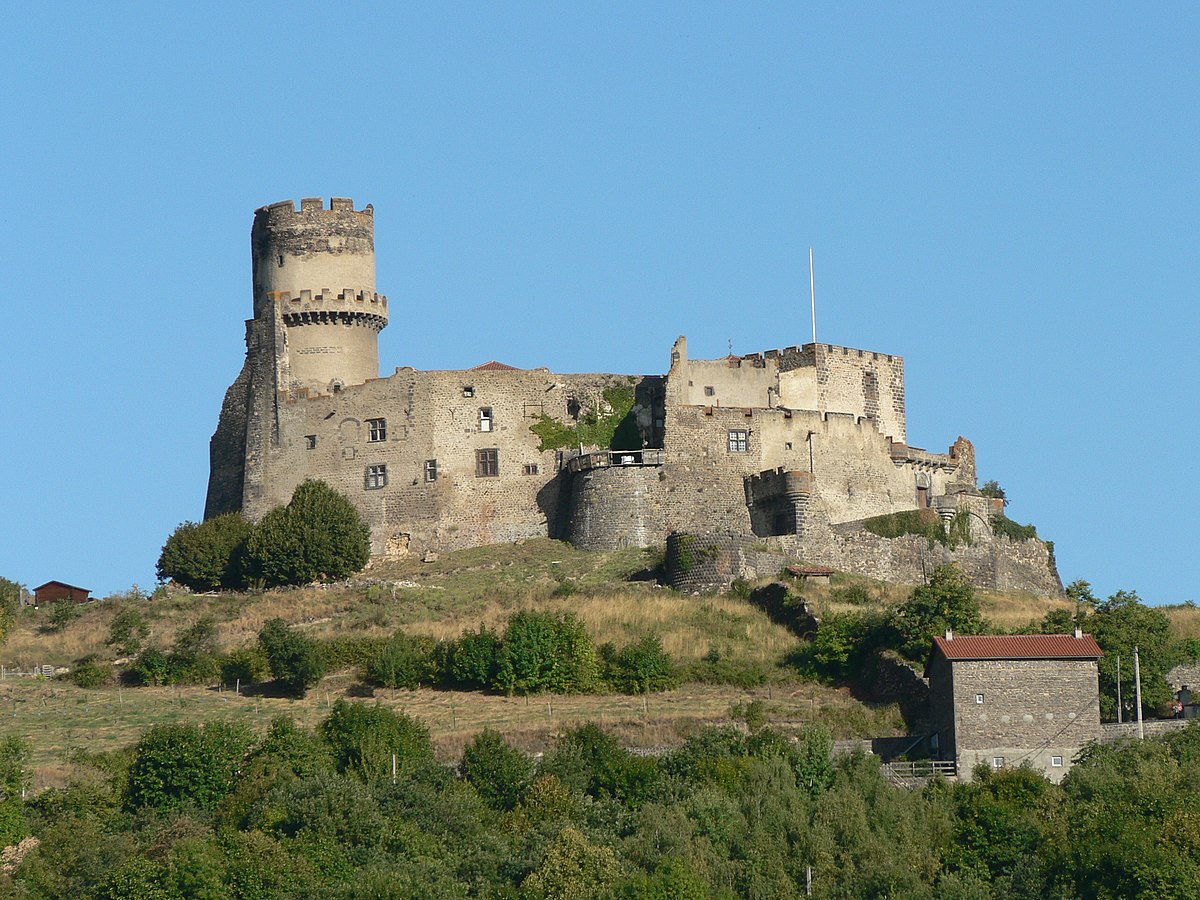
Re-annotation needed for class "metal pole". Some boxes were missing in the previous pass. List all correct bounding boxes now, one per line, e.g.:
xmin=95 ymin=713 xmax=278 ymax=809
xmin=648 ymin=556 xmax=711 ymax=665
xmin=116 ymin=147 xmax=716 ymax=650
xmin=1134 ymin=646 xmax=1144 ymax=740
xmin=809 ymin=247 xmax=817 ymax=345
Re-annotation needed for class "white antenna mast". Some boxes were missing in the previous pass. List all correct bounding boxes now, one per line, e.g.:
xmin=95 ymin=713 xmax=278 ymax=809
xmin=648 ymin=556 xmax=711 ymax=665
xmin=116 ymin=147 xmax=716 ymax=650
xmin=809 ymin=247 xmax=817 ymax=344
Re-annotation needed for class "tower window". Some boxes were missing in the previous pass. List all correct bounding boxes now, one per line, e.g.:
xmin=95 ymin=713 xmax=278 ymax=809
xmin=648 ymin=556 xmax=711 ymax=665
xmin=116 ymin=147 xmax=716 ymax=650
xmin=367 ymin=418 xmax=387 ymax=442
xmin=476 ymin=449 xmax=499 ymax=478
xmin=365 ymin=464 xmax=388 ymax=490
xmin=704 ymin=386 xmax=715 ymax=397
xmin=462 ymin=386 xmax=475 ymax=397
xmin=728 ymin=429 xmax=748 ymax=453
xmin=523 ymin=463 xmax=539 ymax=476
xmin=479 ymin=408 xmax=493 ymax=432
xmin=305 ymin=435 xmax=317 ymax=450
xmin=424 ymin=459 xmax=438 ymax=482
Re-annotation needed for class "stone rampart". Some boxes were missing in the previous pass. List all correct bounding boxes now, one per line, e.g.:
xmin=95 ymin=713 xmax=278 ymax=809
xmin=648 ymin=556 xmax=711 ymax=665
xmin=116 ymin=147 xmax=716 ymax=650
xmin=566 ymin=462 xmax=667 ymax=550
xmin=665 ymin=532 xmax=789 ymax=594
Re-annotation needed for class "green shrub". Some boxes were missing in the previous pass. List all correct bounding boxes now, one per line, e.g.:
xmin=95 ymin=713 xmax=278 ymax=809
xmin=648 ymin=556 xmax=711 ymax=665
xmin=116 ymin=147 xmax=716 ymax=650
xmin=221 ymin=645 xmax=270 ymax=687
xmin=241 ymin=480 xmax=371 ymax=588
xmin=990 ymin=513 xmax=1038 ymax=542
xmin=447 ymin=625 xmax=500 ymax=689
xmin=315 ymin=634 xmax=390 ymax=672
xmin=459 ymin=728 xmax=534 ymax=811
xmin=492 ymin=610 xmax=600 ymax=695
xmin=125 ymin=721 xmax=252 ymax=812
xmin=259 ymin=618 xmax=326 ymax=697
xmin=105 ymin=606 xmax=150 ymax=657
xmin=0 ymin=577 xmax=22 ymax=646
xmin=980 ymin=480 xmax=1007 ymax=501
xmin=601 ymin=635 xmax=678 ymax=694
xmin=68 ymin=655 xmax=112 ymax=689
xmin=168 ymin=616 xmax=222 ymax=684
xmin=681 ymin=649 xmax=770 ymax=688
xmin=365 ymin=633 xmax=440 ymax=690
xmin=123 ymin=647 xmax=173 ymax=686
xmin=893 ymin=565 xmax=985 ymax=661
xmin=529 ymin=383 xmax=639 ymax=452
xmin=319 ymin=699 xmax=433 ymax=782
xmin=45 ymin=600 xmax=80 ymax=633
xmin=862 ymin=508 xmax=947 ymax=546
xmin=156 ymin=512 xmax=252 ymax=591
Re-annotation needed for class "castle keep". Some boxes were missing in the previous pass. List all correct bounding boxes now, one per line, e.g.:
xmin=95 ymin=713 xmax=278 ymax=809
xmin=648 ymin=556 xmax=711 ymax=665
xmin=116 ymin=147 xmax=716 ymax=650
xmin=206 ymin=198 xmax=1061 ymax=594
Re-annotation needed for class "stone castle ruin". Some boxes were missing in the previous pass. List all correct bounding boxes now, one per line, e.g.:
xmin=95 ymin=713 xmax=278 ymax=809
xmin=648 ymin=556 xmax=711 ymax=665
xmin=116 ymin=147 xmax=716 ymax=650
xmin=206 ymin=198 xmax=1061 ymax=595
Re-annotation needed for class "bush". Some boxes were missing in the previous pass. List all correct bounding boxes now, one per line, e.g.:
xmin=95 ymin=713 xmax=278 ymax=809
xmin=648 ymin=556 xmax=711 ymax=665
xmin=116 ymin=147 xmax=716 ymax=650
xmin=990 ymin=513 xmax=1038 ymax=542
xmin=156 ymin=512 xmax=252 ymax=591
xmin=459 ymin=729 xmax=534 ymax=811
xmin=602 ymin=635 xmax=677 ymax=694
xmin=447 ymin=625 xmax=500 ymax=689
xmin=259 ymin=619 xmax=326 ymax=697
xmin=105 ymin=606 xmax=150 ymax=657
xmin=492 ymin=611 xmax=600 ymax=695
xmin=319 ymin=699 xmax=433 ymax=782
xmin=0 ymin=577 xmax=22 ymax=646
xmin=893 ymin=565 xmax=986 ymax=661
xmin=241 ymin=480 xmax=371 ymax=588
xmin=68 ymin=655 xmax=112 ymax=688
xmin=45 ymin=600 xmax=80 ymax=633
xmin=221 ymin=645 xmax=270 ymax=688
xmin=365 ymin=633 xmax=441 ymax=690
xmin=126 ymin=721 xmax=253 ymax=811
xmin=123 ymin=647 xmax=173 ymax=686
xmin=315 ymin=634 xmax=389 ymax=672
xmin=681 ymin=648 xmax=770 ymax=688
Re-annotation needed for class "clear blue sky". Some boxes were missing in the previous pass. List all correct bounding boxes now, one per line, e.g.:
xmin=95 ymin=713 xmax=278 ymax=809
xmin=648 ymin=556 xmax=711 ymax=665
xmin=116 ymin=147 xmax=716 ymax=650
xmin=2 ymin=4 xmax=1196 ymax=604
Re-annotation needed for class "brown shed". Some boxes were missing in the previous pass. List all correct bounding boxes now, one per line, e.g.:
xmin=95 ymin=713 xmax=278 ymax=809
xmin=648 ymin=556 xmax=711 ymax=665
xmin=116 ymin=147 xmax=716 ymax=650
xmin=33 ymin=581 xmax=92 ymax=604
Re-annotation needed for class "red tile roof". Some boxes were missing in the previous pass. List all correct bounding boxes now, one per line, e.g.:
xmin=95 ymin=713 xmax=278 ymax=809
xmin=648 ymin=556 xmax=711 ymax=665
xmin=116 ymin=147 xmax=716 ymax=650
xmin=471 ymin=360 xmax=520 ymax=371
xmin=932 ymin=634 xmax=1103 ymax=662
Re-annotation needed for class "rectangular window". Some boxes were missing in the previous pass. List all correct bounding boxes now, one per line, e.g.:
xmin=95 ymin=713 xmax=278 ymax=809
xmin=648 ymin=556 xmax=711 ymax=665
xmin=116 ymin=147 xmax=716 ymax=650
xmin=305 ymin=435 xmax=317 ymax=450
xmin=424 ymin=459 xmax=438 ymax=482
xmin=975 ymin=693 xmax=985 ymax=705
xmin=1051 ymin=756 xmax=1064 ymax=767
xmin=479 ymin=407 xmax=493 ymax=432
xmin=523 ymin=463 xmax=539 ymax=475
xmin=728 ymin=429 xmax=748 ymax=453
xmin=476 ymin=448 xmax=499 ymax=478
xmin=365 ymin=464 xmax=388 ymax=489
xmin=462 ymin=386 xmax=475 ymax=397
xmin=367 ymin=418 xmax=387 ymax=442
xmin=704 ymin=386 xmax=715 ymax=396
xmin=992 ymin=757 xmax=1004 ymax=769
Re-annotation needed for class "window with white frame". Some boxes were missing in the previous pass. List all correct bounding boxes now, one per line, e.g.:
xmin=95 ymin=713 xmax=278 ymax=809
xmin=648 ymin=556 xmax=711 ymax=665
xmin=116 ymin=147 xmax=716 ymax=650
xmin=365 ymin=464 xmax=388 ymax=489
xmin=424 ymin=459 xmax=438 ymax=482
xmin=304 ymin=435 xmax=317 ymax=450
xmin=479 ymin=407 xmax=493 ymax=432
xmin=975 ymin=693 xmax=985 ymax=705
xmin=522 ymin=463 xmax=539 ymax=476
xmin=1051 ymin=756 xmax=1064 ymax=768
xmin=728 ymin=429 xmax=748 ymax=452
xmin=991 ymin=757 xmax=1004 ymax=769
xmin=367 ymin=418 xmax=387 ymax=442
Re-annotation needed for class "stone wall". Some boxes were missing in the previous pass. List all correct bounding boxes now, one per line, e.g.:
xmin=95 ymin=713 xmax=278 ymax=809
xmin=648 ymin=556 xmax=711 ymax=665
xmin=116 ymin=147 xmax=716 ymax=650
xmin=938 ymin=657 xmax=1102 ymax=783
xmin=565 ymin=459 xmax=667 ymax=550
xmin=664 ymin=532 xmax=789 ymax=594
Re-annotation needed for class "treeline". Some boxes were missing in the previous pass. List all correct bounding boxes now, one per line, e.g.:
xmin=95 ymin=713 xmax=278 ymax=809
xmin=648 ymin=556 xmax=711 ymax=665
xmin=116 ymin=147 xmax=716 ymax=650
xmin=2 ymin=710 xmax=1198 ymax=897
xmin=74 ymin=610 xmax=684 ymax=698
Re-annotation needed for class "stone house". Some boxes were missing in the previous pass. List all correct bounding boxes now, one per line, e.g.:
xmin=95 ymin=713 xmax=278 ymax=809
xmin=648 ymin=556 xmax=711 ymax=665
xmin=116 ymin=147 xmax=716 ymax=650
xmin=925 ymin=631 xmax=1103 ymax=782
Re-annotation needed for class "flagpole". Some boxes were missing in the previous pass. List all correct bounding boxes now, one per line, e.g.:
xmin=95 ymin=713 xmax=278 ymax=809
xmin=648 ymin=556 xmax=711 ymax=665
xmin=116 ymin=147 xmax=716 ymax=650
xmin=809 ymin=247 xmax=817 ymax=345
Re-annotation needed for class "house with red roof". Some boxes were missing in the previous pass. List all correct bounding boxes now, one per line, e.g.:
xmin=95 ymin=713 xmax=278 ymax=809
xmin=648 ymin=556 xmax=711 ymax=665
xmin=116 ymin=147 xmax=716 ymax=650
xmin=925 ymin=631 xmax=1103 ymax=782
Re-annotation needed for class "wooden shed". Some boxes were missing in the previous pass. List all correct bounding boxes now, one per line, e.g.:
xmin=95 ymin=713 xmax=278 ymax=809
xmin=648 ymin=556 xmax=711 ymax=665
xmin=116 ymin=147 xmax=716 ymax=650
xmin=33 ymin=581 xmax=92 ymax=604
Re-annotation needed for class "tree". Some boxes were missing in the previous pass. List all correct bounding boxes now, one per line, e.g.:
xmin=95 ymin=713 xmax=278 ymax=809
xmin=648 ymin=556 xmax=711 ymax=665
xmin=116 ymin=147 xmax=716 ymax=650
xmin=319 ymin=699 xmax=433 ymax=782
xmin=156 ymin=512 xmax=252 ymax=591
xmin=258 ymin=618 xmax=325 ymax=697
xmin=1086 ymin=589 xmax=1179 ymax=719
xmin=125 ymin=721 xmax=252 ymax=811
xmin=366 ymin=632 xmax=440 ymax=690
xmin=459 ymin=728 xmax=534 ymax=811
xmin=492 ymin=611 xmax=600 ymax=695
xmin=0 ymin=577 xmax=22 ymax=645
xmin=893 ymin=565 xmax=986 ymax=660
xmin=602 ymin=635 xmax=677 ymax=694
xmin=241 ymin=480 xmax=370 ymax=587
xmin=522 ymin=826 xmax=623 ymax=899
xmin=105 ymin=606 xmax=150 ymax=657
xmin=980 ymin=480 xmax=1007 ymax=501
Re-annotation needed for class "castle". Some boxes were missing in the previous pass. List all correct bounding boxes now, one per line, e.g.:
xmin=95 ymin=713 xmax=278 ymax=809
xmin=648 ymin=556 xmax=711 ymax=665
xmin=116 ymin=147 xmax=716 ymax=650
xmin=206 ymin=198 xmax=1061 ymax=595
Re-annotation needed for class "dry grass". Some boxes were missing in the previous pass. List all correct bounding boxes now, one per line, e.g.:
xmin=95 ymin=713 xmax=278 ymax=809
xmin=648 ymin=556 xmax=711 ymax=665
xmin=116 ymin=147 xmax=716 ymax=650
xmin=1162 ymin=605 xmax=1200 ymax=642
xmin=0 ymin=673 xmax=903 ymax=792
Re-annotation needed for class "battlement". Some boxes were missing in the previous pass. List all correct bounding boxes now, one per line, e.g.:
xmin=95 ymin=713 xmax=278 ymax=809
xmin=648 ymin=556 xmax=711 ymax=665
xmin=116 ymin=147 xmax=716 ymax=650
xmin=270 ymin=288 xmax=389 ymax=310
xmin=255 ymin=197 xmax=374 ymax=222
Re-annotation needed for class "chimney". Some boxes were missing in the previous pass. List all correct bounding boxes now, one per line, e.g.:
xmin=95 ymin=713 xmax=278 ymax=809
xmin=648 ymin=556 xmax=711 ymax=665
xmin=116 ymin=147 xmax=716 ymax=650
xmin=1074 ymin=626 xmax=1083 ymax=639
xmin=945 ymin=628 xmax=954 ymax=641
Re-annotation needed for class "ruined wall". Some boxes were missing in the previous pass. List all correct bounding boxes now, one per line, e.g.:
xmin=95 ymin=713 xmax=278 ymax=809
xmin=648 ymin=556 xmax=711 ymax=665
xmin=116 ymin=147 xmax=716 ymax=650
xmin=945 ymin=657 xmax=1102 ymax=783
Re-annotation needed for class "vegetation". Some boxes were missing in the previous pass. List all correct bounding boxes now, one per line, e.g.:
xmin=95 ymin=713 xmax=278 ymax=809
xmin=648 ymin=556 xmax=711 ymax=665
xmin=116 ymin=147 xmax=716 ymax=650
xmin=156 ymin=512 xmax=252 ymax=591
xmin=862 ymin=507 xmax=948 ymax=546
xmin=980 ymin=479 xmax=1007 ymax=500
xmin=0 ymin=577 xmax=22 ymax=646
xmin=3 ymin=705 xmax=1197 ymax=897
xmin=529 ymin=383 xmax=639 ymax=451
xmin=990 ymin=512 xmax=1039 ymax=542
xmin=258 ymin=618 xmax=326 ymax=698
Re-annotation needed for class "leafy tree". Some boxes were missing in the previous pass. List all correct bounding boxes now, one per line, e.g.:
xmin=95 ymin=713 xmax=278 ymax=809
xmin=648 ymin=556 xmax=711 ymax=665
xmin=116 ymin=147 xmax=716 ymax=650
xmin=601 ymin=635 xmax=677 ymax=694
xmin=540 ymin=722 xmax=658 ymax=806
xmin=521 ymin=826 xmax=623 ymax=899
xmin=241 ymin=480 xmax=370 ymax=587
xmin=980 ymin=480 xmax=1007 ymax=501
xmin=1086 ymin=589 xmax=1179 ymax=719
xmin=123 ymin=647 xmax=173 ymax=686
xmin=492 ymin=611 xmax=600 ymax=695
xmin=68 ymin=655 xmax=112 ymax=688
xmin=169 ymin=615 xmax=222 ymax=684
xmin=156 ymin=512 xmax=252 ymax=591
xmin=459 ymin=728 xmax=534 ymax=811
xmin=125 ymin=721 xmax=252 ymax=812
xmin=447 ymin=624 xmax=500 ymax=688
xmin=319 ymin=699 xmax=434 ymax=783
xmin=258 ymin=618 xmax=325 ymax=697
xmin=0 ymin=576 xmax=22 ymax=645
xmin=366 ymin=632 xmax=440 ymax=690
xmin=105 ymin=606 xmax=150 ymax=657
xmin=46 ymin=598 xmax=81 ymax=632
xmin=893 ymin=565 xmax=986 ymax=661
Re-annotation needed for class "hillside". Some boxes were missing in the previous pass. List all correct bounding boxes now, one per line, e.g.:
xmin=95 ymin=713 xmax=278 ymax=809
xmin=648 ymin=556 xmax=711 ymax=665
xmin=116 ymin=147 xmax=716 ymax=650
xmin=1 ymin=539 xmax=1088 ymax=792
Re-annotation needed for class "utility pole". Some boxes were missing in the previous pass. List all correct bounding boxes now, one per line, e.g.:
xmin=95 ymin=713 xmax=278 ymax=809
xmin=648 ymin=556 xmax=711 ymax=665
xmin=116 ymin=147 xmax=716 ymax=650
xmin=1134 ymin=645 xmax=1144 ymax=740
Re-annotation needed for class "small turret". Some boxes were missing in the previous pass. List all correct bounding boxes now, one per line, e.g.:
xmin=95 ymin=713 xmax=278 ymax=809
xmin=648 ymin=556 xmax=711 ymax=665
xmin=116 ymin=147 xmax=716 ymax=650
xmin=251 ymin=198 xmax=388 ymax=393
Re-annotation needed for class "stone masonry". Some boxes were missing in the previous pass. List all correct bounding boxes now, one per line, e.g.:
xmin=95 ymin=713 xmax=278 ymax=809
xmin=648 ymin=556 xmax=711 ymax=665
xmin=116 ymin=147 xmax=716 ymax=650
xmin=206 ymin=198 xmax=1062 ymax=594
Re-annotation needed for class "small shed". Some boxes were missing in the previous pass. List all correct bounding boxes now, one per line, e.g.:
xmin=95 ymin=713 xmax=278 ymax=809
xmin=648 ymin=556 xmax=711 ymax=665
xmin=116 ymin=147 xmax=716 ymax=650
xmin=33 ymin=581 xmax=92 ymax=604
xmin=786 ymin=565 xmax=834 ymax=586
xmin=925 ymin=631 xmax=1103 ymax=782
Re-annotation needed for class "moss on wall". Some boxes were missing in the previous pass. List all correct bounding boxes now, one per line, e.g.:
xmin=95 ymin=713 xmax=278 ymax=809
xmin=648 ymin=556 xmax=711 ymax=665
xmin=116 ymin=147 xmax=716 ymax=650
xmin=530 ymin=384 xmax=639 ymax=452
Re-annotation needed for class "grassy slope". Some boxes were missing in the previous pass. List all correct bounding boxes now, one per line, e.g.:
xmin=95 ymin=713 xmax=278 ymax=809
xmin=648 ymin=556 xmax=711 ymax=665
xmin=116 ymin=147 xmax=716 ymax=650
xmin=2 ymin=539 xmax=1088 ymax=789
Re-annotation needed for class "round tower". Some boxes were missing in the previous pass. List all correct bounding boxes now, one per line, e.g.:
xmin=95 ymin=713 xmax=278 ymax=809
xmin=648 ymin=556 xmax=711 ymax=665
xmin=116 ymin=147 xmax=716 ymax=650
xmin=252 ymin=197 xmax=388 ymax=394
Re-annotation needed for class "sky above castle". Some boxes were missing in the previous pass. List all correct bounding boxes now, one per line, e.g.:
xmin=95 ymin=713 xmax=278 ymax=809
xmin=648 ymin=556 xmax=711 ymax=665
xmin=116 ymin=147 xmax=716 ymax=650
xmin=2 ymin=4 xmax=1197 ymax=604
